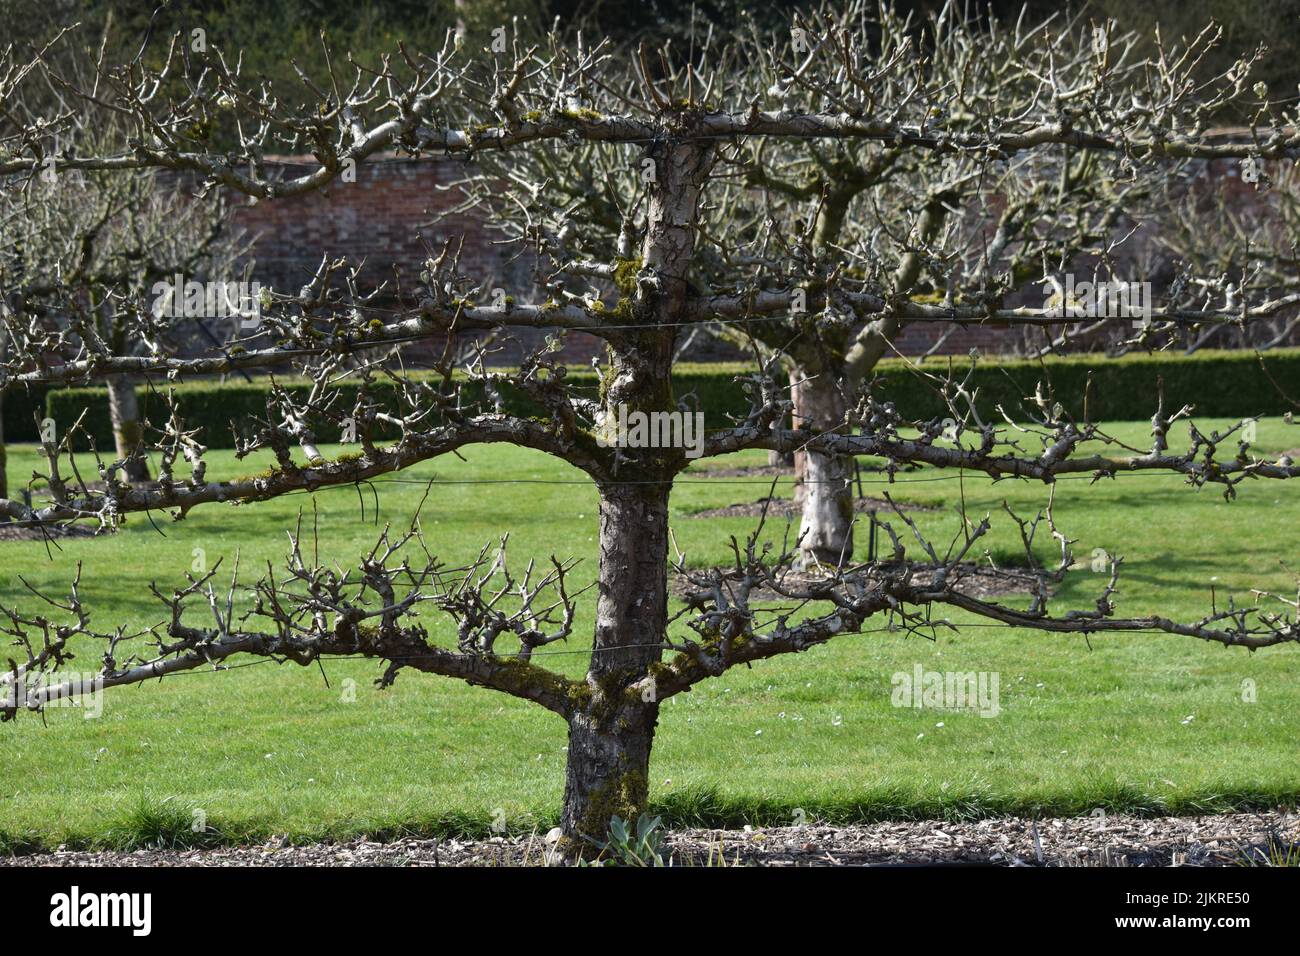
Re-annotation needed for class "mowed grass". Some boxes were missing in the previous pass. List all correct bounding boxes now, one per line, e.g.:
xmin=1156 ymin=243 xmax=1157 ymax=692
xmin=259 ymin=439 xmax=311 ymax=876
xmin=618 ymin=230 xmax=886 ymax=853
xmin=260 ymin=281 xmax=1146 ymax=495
xmin=0 ymin=416 xmax=1298 ymax=850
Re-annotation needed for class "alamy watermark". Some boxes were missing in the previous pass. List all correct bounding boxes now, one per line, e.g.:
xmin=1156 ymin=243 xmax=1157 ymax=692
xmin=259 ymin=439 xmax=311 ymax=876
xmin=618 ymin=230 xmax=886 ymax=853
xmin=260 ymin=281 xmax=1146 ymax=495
xmin=50 ymin=886 xmax=151 ymax=936
xmin=891 ymin=664 xmax=1000 ymax=718
xmin=1042 ymin=274 xmax=1152 ymax=327
xmin=150 ymin=273 xmax=267 ymax=330
xmin=595 ymin=403 xmax=706 ymax=458
xmin=2 ymin=671 xmax=103 ymax=718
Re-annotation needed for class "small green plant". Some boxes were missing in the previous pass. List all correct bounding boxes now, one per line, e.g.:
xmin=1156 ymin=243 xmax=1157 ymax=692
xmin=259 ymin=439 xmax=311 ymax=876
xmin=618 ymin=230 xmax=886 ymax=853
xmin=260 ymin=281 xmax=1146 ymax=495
xmin=701 ymin=835 xmax=742 ymax=867
xmin=584 ymin=813 xmax=670 ymax=867
xmin=1236 ymin=835 xmax=1300 ymax=867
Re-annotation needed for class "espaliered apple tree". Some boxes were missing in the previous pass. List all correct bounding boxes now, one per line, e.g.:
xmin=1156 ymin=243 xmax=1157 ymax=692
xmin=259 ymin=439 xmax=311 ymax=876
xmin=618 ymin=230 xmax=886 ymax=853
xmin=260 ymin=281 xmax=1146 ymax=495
xmin=2 ymin=3 xmax=1299 ymax=851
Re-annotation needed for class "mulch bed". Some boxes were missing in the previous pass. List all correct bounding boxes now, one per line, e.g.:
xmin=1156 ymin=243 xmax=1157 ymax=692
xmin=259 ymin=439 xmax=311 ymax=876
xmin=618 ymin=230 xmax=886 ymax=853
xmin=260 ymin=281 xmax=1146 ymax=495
xmin=683 ymin=464 xmax=796 ymax=479
xmin=0 ymin=523 xmax=103 ymax=542
xmin=673 ymin=562 xmax=1043 ymax=601
xmin=666 ymin=813 xmax=1300 ymax=867
xmin=686 ymin=495 xmax=933 ymax=520
xmin=7 ymin=811 xmax=1295 ymax=867
xmin=682 ymin=464 xmax=923 ymax=480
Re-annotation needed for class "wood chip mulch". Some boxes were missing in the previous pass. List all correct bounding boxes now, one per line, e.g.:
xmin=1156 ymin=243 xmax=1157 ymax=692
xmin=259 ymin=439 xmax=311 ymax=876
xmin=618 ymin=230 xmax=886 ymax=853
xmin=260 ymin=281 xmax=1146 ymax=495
xmin=8 ymin=812 xmax=1294 ymax=867
xmin=665 ymin=812 xmax=1300 ymax=867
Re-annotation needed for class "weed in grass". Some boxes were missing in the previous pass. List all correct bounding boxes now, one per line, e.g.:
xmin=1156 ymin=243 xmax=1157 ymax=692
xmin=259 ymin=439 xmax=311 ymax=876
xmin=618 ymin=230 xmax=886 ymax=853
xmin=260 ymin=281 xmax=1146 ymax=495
xmin=101 ymin=794 xmax=223 ymax=851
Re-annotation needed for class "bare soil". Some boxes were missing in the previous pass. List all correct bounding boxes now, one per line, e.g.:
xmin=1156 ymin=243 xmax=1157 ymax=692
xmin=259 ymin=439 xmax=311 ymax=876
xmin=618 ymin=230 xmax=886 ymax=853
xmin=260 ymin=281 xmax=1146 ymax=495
xmin=0 ymin=522 xmax=103 ymax=542
xmin=6 ymin=811 xmax=1295 ymax=867
xmin=686 ymin=495 xmax=935 ymax=520
xmin=673 ymin=562 xmax=1043 ymax=602
xmin=684 ymin=464 xmax=795 ymax=479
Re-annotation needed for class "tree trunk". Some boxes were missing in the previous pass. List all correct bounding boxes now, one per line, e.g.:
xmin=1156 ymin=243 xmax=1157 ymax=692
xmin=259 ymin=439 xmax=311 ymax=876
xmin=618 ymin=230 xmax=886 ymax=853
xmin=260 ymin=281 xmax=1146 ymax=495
xmin=561 ymin=700 xmax=660 ymax=845
xmin=560 ymin=480 xmax=670 ymax=845
xmin=784 ymin=180 xmax=886 ymax=566
xmin=0 ymin=391 xmax=7 ymax=508
xmin=792 ymin=189 xmax=952 ymax=565
xmin=558 ymin=140 xmax=711 ymax=847
xmin=792 ymin=372 xmax=854 ymax=566
xmin=106 ymin=375 xmax=150 ymax=482
xmin=0 ymin=323 xmax=7 ymax=507
xmin=767 ymin=366 xmax=796 ymax=468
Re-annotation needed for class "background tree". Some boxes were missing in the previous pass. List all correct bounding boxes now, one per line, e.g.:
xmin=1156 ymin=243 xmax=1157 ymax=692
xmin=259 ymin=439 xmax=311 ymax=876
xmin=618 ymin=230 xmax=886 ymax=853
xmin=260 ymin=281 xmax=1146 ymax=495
xmin=0 ymin=19 xmax=245 ymax=485
xmin=1149 ymin=162 xmax=1300 ymax=354
xmin=0 ymin=147 xmax=242 ymax=481
xmin=1 ymin=2 xmax=1299 ymax=851
xmin=708 ymin=5 xmax=1192 ymax=565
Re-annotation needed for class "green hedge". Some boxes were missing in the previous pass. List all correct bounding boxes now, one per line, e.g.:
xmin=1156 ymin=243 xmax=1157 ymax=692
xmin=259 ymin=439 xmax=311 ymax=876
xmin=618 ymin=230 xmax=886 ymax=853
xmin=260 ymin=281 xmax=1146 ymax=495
xmin=1 ymin=384 xmax=50 ymax=443
xmin=870 ymin=349 xmax=1300 ymax=423
xmin=39 ymin=367 xmax=756 ymax=451
xmin=35 ymin=349 xmax=1300 ymax=452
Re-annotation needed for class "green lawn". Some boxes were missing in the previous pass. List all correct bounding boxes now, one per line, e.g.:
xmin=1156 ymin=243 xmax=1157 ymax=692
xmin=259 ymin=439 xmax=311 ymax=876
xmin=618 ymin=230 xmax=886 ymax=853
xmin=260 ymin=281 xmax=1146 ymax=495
xmin=1 ymin=417 xmax=1298 ymax=850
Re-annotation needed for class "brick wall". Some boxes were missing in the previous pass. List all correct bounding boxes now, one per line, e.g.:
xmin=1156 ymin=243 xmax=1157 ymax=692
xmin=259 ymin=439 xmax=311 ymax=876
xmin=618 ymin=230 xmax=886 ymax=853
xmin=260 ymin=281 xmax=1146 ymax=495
xmin=230 ymin=155 xmax=524 ymax=295
xmin=224 ymin=154 xmax=1292 ymax=364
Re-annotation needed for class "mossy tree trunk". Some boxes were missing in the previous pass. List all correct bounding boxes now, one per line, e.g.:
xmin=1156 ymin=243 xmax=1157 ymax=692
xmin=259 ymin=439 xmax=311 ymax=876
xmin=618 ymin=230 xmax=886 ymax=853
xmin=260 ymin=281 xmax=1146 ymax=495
xmin=562 ymin=700 xmax=660 ymax=843
xmin=560 ymin=490 xmax=669 ymax=841
xmin=558 ymin=139 xmax=711 ymax=846
xmin=559 ymin=444 xmax=673 ymax=848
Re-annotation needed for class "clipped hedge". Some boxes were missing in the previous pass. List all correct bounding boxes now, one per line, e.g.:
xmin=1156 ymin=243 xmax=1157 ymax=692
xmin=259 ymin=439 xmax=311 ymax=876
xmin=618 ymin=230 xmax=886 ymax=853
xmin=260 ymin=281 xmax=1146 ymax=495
xmin=870 ymin=348 xmax=1300 ymax=423
xmin=1 ymin=384 xmax=50 ymax=443
xmin=36 ymin=349 xmax=1300 ymax=452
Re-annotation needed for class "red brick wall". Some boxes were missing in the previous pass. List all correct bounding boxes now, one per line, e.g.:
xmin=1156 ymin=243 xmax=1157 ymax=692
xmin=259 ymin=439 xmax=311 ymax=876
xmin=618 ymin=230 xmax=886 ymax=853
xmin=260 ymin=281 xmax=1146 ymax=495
xmin=230 ymin=155 xmax=520 ymax=295
xmin=223 ymin=154 xmax=1292 ymax=364
xmin=223 ymin=155 xmax=1014 ymax=362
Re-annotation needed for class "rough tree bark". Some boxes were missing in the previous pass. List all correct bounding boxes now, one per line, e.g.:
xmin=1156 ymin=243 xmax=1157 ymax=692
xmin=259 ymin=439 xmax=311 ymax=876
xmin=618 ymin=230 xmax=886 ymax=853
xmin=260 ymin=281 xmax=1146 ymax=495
xmin=0 ymin=323 xmax=7 ymax=506
xmin=792 ymin=371 xmax=854 ymax=564
xmin=558 ymin=139 xmax=712 ymax=843
xmin=560 ymin=481 xmax=668 ymax=839
xmin=105 ymin=374 xmax=150 ymax=482
xmin=793 ymin=188 xmax=953 ymax=565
